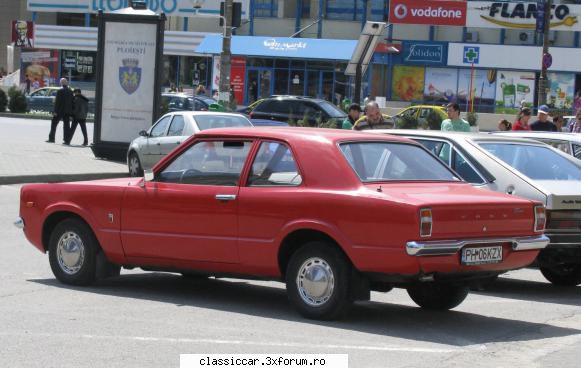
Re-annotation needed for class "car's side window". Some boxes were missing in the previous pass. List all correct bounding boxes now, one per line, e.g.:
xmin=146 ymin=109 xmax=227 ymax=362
xmin=33 ymin=89 xmax=47 ymax=97
xmin=415 ymin=139 xmax=452 ymax=165
xmin=168 ymin=115 xmax=185 ymax=136
xmin=248 ymin=141 xmax=302 ymax=186
xmin=150 ymin=116 xmax=171 ymax=138
xmin=419 ymin=108 xmax=431 ymax=119
xmin=49 ymin=89 xmax=59 ymax=97
xmin=157 ymin=140 xmax=252 ymax=186
xmin=573 ymin=144 xmax=581 ymax=159
xmin=452 ymin=149 xmax=484 ymax=184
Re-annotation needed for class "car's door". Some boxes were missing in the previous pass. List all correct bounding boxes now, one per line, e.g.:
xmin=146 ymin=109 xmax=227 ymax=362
xmin=121 ymin=139 xmax=254 ymax=263
xmin=157 ymin=114 xmax=186 ymax=156
xmin=142 ymin=115 xmax=171 ymax=168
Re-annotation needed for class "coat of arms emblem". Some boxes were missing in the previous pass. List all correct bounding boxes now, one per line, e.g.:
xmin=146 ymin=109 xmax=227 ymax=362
xmin=119 ymin=58 xmax=141 ymax=95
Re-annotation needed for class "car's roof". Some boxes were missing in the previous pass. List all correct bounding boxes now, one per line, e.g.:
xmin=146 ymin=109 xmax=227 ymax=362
xmin=369 ymin=129 xmax=547 ymax=145
xmin=259 ymin=95 xmax=329 ymax=104
xmin=162 ymin=111 xmax=246 ymax=117
xmin=490 ymin=131 xmax=581 ymax=142
xmin=194 ymin=127 xmax=414 ymax=144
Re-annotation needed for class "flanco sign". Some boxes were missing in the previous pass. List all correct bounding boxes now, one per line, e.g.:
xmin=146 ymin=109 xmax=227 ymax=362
xmin=467 ymin=1 xmax=580 ymax=31
xmin=389 ymin=0 xmax=467 ymax=26
xmin=27 ymin=0 xmax=249 ymax=18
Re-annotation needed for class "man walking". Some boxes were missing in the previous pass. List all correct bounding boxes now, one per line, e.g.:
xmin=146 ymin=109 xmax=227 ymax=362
xmin=530 ymin=105 xmax=557 ymax=131
xmin=69 ymin=88 xmax=89 ymax=146
xmin=441 ymin=103 xmax=470 ymax=132
xmin=46 ymin=78 xmax=74 ymax=144
xmin=353 ymin=101 xmax=394 ymax=130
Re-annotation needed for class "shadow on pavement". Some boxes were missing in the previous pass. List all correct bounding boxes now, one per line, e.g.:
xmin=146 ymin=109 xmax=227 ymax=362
xmin=471 ymin=276 xmax=581 ymax=307
xmin=30 ymin=272 xmax=581 ymax=347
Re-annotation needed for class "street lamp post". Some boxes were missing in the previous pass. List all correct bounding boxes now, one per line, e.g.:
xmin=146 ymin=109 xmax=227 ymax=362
xmin=218 ymin=0 xmax=233 ymax=108
xmin=537 ymin=0 xmax=552 ymax=106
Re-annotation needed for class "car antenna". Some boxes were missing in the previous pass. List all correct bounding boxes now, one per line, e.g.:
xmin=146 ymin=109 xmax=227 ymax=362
xmin=377 ymin=185 xmax=382 ymax=192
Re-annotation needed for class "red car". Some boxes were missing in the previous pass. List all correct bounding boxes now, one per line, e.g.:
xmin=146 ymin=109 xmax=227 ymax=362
xmin=16 ymin=128 xmax=549 ymax=320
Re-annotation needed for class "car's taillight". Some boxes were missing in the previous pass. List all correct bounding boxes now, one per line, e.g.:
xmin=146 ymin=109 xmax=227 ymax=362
xmin=420 ymin=208 xmax=432 ymax=237
xmin=534 ymin=205 xmax=546 ymax=232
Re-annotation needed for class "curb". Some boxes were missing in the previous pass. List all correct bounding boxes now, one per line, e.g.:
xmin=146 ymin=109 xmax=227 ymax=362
xmin=0 ymin=172 xmax=129 ymax=185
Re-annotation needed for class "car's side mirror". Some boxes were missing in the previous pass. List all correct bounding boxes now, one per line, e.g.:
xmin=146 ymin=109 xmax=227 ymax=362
xmin=139 ymin=170 xmax=155 ymax=188
xmin=139 ymin=130 xmax=148 ymax=137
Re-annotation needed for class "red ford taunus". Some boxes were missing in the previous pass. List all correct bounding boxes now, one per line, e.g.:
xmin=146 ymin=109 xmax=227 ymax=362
xmin=16 ymin=128 xmax=549 ymax=320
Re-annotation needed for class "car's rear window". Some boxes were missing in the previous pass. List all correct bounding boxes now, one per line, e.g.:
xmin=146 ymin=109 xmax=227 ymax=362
xmin=195 ymin=115 xmax=253 ymax=130
xmin=318 ymin=101 xmax=347 ymax=118
xmin=339 ymin=142 xmax=459 ymax=182
xmin=479 ymin=142 xmax=581 ymax=180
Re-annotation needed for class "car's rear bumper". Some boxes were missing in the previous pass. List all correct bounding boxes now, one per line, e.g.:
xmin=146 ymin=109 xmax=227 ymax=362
xmin=544 ymin=231 xmax=581 ymax=247
xmin=406 ymin=235 xmax=550 ymax=256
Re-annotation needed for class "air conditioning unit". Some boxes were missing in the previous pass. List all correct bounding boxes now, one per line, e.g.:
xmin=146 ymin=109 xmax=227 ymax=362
xmin=465 ymin=31 xmax=479 ymax=42
xmin=518 ymin=31 xmax=535 ymax=45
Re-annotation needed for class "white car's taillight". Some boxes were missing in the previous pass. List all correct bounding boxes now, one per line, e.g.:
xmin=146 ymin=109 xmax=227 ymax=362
xmin=534 ymin=205 xmax=546 ymax=232
xmin=420 ymin=208 xmax=432 ymax=237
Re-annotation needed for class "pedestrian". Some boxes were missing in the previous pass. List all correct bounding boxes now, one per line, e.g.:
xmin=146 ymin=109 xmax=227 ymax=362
xmin=342 ymin=103 xmax=361 ymax=129
xmin=569 ymin=111 xmax=581 ymax=133
xmin=353 ymin=101 xmax=394 ymax=130
xmin=195 ymin=84 xmax=206 ymax=96
xmin=24 ymin=74 xmax=31 ymax=95
xmin=441 ymin=103 xmax=470 ymax=132
xmin=497 ymin=119 xmax=512 ymax=131
xmin=512 ymin=107 xmax=532 ymax=131
xmin=46 ymin=78 xmax=74 ymax=144
xmin=69 ymin=88 xmax=89 ymax=146
xmin=248 ymin=81 xmax=258 ymax=103
xmin=229 ymin=84 xmax=237 ymax=111
xmin=552 ymin=115 xmax=564 ymax=132
xmin=530 ymin=105 xmax=557 ymax=132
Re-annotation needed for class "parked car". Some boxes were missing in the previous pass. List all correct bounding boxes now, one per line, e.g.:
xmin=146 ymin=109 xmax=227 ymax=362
xmin=17 ymin=128 xmax=548 ymax=320
xmin=374 ymin=130 xmax=581 ymax=286
xmin=127 ymin=111 xmax=253 ymax=177
xmin=392 ymin=105 xmax=447 ymax=128
xmin=248 ymin=95 xmax=347 ymax=127
xmin=490 ymin=131 xmax=581 ymax=160
xmin=236 ymin=99 xmax=263 ymax=116
xmin=161 ymin=93 xmax=218 ymax=112
xmin=26 ymin=87 xmax=95 ymax=114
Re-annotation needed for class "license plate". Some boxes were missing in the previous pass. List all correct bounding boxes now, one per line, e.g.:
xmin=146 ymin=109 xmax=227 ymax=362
xmin=461 ymin=245 xmax=503 ymax=265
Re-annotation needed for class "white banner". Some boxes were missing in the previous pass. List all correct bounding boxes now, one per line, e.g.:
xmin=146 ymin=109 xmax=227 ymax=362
xmin=27 ymin=0 xmax=249 ymax=19
xmin=467 ymin=1 xmax=581 ymax=31
xmin=101 ymin=21 xmax=157 ymax=142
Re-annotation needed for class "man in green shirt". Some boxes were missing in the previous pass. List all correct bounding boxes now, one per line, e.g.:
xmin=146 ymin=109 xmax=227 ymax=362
xmin=342 ymin=103 xmax=361 ymax=129
xmin=441 ymin=103 xmax=470 ymax=132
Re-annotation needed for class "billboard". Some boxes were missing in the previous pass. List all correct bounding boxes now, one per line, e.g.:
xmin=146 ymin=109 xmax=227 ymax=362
xmin=495 ymin=70 xmax=535 ymax=113
xmin=457 ymin=68 xmax=497 ymax=112
xmin=424 ymin=67 xmax=458 ymax=104
xmin=20 ymin=49 xmax=58 ymax=89
xmin=27 ymin=0 xmax=250 ymax=19
xmin=12 ymin=20 xmax=34 ymax=48
xmin=467 ymin=1 xmax=581 ymax=31
xmin=547 ymin=72 xmax=575 ymax=109
xmin=392 ymin=65 xmax=425 ymax=101
xmin=389 ymin=0 xmax=467 ymax=26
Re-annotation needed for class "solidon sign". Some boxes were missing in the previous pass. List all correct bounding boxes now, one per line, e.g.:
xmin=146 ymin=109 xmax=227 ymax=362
xmin=467 ymin=1 xmax=580 ymax=31
xmin=389 ymin=0 xmax=467 ymax=26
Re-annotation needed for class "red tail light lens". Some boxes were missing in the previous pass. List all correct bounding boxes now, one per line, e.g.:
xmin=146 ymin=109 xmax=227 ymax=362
xmin=534 ymin=206 xmax=546 ymax=232
xmin=420 ymin=208 xmax=432 ymax=237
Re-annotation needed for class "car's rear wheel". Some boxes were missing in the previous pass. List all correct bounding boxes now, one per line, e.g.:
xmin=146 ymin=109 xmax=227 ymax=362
xmin=48 ymin=218 xmax=99 ymax=286
xmin=540 ymin=264 xmax=581 ymax=286
xmin=285 ymin=242 xmax=352 ymax=320
xmin=128 ymin=151 xmax=144 ymax=177
xmin=407 ymin=283 xmax=469 ymax=310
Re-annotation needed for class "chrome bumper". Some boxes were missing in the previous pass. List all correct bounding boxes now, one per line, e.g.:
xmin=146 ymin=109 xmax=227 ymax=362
xmin=14 ymin=217 xmax=24 ymax=229
xmin=406 ymin=235 xmax=550 ymax=256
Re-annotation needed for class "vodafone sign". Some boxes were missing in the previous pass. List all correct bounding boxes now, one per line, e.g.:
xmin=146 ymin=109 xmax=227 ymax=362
xmin=389 ymin=0 xmax=467 ymax=26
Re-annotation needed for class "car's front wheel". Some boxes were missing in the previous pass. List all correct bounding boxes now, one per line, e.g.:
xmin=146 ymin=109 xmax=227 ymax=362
xmin=407 ymin=283 xmax=469 ymax=310
xmin=285 ymin=242 xmax=353 ymax=320
xmin=540 ymin=264 xmax=581 ymax=286
xmin=48 ymin=218 xmax=99 ymax=286
xmin=128 ymin=151 xmax=144 ymax=177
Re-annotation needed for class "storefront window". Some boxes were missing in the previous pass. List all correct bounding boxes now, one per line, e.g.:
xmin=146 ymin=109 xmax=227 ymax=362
xmin=334 ymin=64 xmax=348 ymax=105
xmin=180 ymin=56 xmax=211 ymax=91
xmin=290 ymin=70 xmax=305 ymax=96
xmin=325 ymin=0 xmax=364 ymax=21
xmin=274 ymin=69 xmax=289 ymax=95
xmin=60 ymin=50 xmax=97 ymax=82
xmin=307 ymin=71 xmax=319 ymax=98
xmin=248 ymin=58 xmax=273 ymax=67
xmin=162 ymin=55 xmax=178 ymax=88
xmin=254 ymin=0 xmax=278 ymax=18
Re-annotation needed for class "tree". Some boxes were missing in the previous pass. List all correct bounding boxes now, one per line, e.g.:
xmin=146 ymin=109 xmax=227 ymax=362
xmin=8 ymin=87 xmax=27 ymax=113
xmin=0 ymin=89 xmax=7 ymax=112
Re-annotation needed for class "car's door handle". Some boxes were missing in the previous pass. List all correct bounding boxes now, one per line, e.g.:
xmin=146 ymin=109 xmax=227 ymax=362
xmin=215 ymin=194 xmax=237 ymax=201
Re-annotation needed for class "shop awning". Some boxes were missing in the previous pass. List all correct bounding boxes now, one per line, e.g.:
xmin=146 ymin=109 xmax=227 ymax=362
xmin=196 ymin=35 xmax=357 ymax=61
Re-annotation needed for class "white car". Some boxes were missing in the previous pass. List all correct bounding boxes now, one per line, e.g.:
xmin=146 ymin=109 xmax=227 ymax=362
xmin=370 ymin=130 xmax=581 ymax=286
xmin=127 ymin=111 xmax=253 ymax=177
xmin=490 ymin=131 xmax=581 ymax=160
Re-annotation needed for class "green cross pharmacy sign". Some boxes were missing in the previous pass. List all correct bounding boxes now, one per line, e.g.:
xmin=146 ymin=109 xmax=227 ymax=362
xmin=463 ymin=46 xmax=480 ymax=64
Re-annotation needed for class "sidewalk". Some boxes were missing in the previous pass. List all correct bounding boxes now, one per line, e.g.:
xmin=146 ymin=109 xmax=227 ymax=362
xmin=0 ymin=116 xmax=129 ymax=185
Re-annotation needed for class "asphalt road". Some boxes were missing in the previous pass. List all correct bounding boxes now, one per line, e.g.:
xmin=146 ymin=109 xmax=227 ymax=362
xmin=2 ymin=184 xmax=581 ymax=368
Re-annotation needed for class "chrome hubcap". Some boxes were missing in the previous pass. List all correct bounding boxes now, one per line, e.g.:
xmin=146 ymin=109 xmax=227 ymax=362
xmin=129 ymin=155 xmax=141 ymax=176
xmin=57 ymin=231 xmax=85 ymax=275
xmin=296 ymin=257 xmax=335 ymax=307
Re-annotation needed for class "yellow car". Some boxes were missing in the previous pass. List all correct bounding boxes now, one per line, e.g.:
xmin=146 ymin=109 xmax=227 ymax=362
xmin=393 ymin=105 xmax=447 ymax=128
